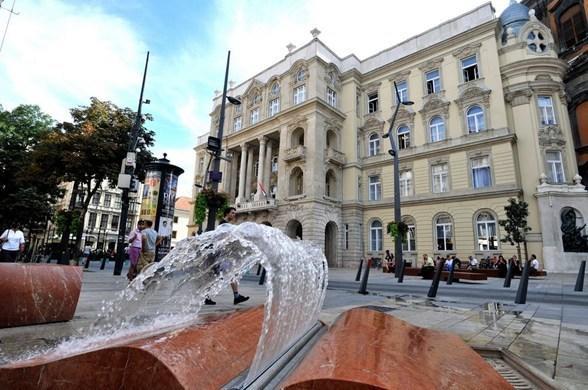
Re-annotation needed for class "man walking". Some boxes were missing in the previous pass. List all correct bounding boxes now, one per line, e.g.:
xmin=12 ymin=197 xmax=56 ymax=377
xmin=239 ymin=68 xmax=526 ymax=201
xmin=126 ymin=220 xmax=144 ymax=281
xmin=204 ymin=207 xmax=250 ymax=305
xmin=0 ymin=223 xmax=25 ymax=262
xmin=138 ymin=220 xmax=159 ymax=274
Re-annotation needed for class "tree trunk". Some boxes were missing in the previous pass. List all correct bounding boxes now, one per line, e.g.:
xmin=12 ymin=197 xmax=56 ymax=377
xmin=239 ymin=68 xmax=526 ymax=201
xmin=516 ymin=242 xmax=522 ymax=262
xmin=59 ymin=181 xmax=79 ymax=265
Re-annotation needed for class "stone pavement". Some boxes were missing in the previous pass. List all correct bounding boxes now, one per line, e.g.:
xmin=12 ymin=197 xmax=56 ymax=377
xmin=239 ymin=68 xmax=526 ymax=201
xmin=1 ymin=261 xmax=586 ymax=389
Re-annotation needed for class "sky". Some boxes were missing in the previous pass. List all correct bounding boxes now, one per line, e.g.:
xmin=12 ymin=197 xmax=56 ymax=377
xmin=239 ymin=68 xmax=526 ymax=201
xmin=0 ymin=0 xmax=512 ymax=198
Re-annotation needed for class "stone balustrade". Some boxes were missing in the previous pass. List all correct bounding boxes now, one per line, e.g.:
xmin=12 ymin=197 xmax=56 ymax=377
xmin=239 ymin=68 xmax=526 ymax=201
xmin=236 ymin=198 xmax=277 ymax=212
xmin=283 ymin=145 xmax=306 ymax=162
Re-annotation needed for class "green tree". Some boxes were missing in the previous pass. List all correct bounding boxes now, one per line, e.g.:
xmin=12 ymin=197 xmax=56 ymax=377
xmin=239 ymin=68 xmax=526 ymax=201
xmin=0 ymin=104 xmax=61 ymax=234
xmin=499 ymin=198 xmax=531 ymax=261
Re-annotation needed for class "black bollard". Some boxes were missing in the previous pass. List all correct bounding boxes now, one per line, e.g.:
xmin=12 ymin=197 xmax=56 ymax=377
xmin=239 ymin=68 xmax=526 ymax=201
xmin=446 ymin=263 xmax=455 ymax=285
xmin=427 ymin=260 xmax=445 ymax=298
xmin=100 ymin=256 xmax=107 ymax=270
xmin=358 ymin=259 xmax=371 ymax=295
xmin=355 ymin=258 xmax=364 ymax=282
xmin=504 ymin=263 xmax=514 ymax=288
xmin=515 ymin=260 xmax=531 ymax=304
xmin=258 ymin=268 xmax=266 ymax=285
xmin=574 ymin=260 xmax=586 ymax=292
xmin=256 ymin=263 xmax=262 ymax=276
xmin=397 ymin=260 xmax=405 ymax=283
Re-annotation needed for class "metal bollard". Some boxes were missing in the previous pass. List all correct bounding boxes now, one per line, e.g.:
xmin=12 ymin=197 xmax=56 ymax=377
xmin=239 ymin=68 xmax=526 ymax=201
xmin=446 ymin=264 xmax=455 ymax=285
xmin=503 ymin=263 xmax=513 ymax=288
xmin=358 ymin=259 xmax=371 ymax=295
xmin=574 ymin=260 xmax=586 ymax=292
xmin=258 ymin=268 xmax=266 ymax=285
xmin=355 ymin=258 xmax=364 ymax=282
xmin=427 ymin=260 xmax=445 ymax=298
xmin=397 ymin=260 xmax=405 ymax=283
xmin=515 ymin=260 xmax=530 ymax=304
xmin=256 ymin=263 xmax=262 ymax=276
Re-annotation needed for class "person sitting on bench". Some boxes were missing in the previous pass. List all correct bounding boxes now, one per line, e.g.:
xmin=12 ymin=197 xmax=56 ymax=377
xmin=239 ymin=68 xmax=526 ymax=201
xmin=530 ymin=254 xmax=541 ymax=276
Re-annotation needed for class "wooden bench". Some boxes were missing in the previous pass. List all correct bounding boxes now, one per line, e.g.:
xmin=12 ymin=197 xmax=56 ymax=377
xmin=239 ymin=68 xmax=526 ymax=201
xmin=442 ymin=271 xmax=487 ymax=282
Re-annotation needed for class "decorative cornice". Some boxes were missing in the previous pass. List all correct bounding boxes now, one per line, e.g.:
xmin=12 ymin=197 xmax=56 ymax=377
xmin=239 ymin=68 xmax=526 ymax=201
xmin=504 ymin=88 xmax=533 ymax=107
xmin=538 ymin=125 xmax=566 ymax=147
xmin=454 ymin=86 xmax=491 ymax=109
xmin=419 ymin=94 xmax=450 ymax=115
xmin=418 ymin=56 xmax=444 ymax=72
xmin=452 ymin=42 xmax=482 ymax=58
xmin=388 ymin=70 xmax=411 ymax=83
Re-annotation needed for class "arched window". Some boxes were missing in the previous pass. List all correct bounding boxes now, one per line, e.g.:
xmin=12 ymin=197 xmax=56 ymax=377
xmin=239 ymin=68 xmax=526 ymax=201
xmin=296 ymin=69 xmax=306 ymax=82
xmin=402 ymin=217 xmax=416 ymax=252
xmin=368 ymin=133 xmax=380 ymax=156
xmin=291 ymin=127 xmax=305 ymax=147
xmin=325 ymin=170 xmax=336 ymax=197
xmin=467 ymin=105 xmax=485 ymax=133
xmin=429 ymin=116 xmax=446 ymax=142
xmin=476 ymin=212 xmax=498 ymax=251
xmin=435 ymin=214 xmax=454 ymax=251
xmin=326 ymin=130 xmax=337 ymax=149
xmin=271 ymin=82 xmax=280 ymax=95
xmin=397 ymin=125 xmax=410 ymax=149
xmin=370 ymin=220 xmax=383 ymax=251
xmin=289 ymin=167 xmax=304 ymax=196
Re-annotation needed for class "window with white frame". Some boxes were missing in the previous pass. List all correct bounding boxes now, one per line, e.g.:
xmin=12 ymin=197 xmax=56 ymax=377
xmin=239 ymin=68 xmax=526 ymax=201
xmin=327 ymin=88 xmax=337 ymax=107
xmin=402 ymin=219 xmax=416 ymax=252
xmin=396 ymin=80 xmax=408 ymax=104
xmin=467 ymin=105 xmax=485 ymax=133
xmin=233 ymin=116 xmax=242 ymax=132
xmin=432 ymin=163 xmax=449 ymax=193
xmin=426 ymin=69 xmax=441 ymax=94
xmin=397 ymin=125 xmax=410 ymax=149
xmin=250 ymin=108 xmax=260 ymax=125
xmin=253 ymin=94 xmax=262 ymax=105
xmin=103 ymin=193 xmax=111 ymax=208
xmin=429 ymin=116 xmax=446 ymax=142
xmin=294 ymin=85 xmax=306 ymax=105
xmin=271 ymin=82 xmax=280 ymax=95
xmin=461 ymin=55 xmax=479 ymax=82
xmin=368 ymin=133 xmax=380 ymax=156
xmin=370 ymin=220 xmax=383 ymax=251
xmin=400 ymin=170 xmax=413 ymax=197
xmin=435 ymin=215 xmax=454 ymax=251
xmin=368 ymin=92 xmax=378 ymax=113
xmin=538 ymin=96 xmax=556 ymax=125
xmin=476 ymin=212 xmax=498 ymax=251
xmin=92 ymin=193 xmax=100 ymax=206
xmin=269 ymin=98 xmax=280 ymax=117
xmin=368 ymin=175 xmax=381 ymax=201
xmin=110 ymin=215 xmax=119 ymax=230
xmin=99 ymin=214 xmax=109 ymax=229
xmin=296 ymin=69 xmax=305 ymax=82
xmin=546 ymin=150 xmax=565 ymax=183
xmin=88 ymin=212 xmax=97 ymax=229
xmin=114 ymin=195 xmax=121 ymax=208
xmin=471 ymin=156 xmax=492 ymax=188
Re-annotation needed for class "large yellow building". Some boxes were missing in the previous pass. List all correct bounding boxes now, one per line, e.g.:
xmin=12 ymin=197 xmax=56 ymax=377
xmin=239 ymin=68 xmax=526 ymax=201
xmin=193 ymin=2 xmax=588 ymax=272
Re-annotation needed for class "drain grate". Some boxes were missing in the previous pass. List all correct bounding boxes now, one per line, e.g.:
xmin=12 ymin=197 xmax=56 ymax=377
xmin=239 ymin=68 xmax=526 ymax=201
xmin=484 ymin=357 xmax=535 ymax=389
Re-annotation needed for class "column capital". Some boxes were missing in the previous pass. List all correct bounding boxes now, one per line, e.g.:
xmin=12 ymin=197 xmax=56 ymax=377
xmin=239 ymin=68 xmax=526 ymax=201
xmin=240 ymin=142 xmax=249 ymax=151
xmin=258 ymin=136 xmax=267 ymax=145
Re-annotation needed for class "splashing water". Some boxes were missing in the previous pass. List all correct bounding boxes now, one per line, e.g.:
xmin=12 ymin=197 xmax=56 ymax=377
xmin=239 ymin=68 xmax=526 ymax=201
xmin=2 ymin=223 xmax=328 ymax=384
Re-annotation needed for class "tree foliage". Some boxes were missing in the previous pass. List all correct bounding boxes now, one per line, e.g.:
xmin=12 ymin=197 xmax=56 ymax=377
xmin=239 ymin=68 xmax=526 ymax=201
xmin=499 ymin=198 xmax=532 ymax=246
xmin=0 ymin=104 xmax=61 ymax=230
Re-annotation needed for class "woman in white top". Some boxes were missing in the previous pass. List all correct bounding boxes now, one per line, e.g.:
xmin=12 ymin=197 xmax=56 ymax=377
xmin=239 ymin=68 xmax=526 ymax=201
xmin=0 ymin=223 xmax=25 ymax=262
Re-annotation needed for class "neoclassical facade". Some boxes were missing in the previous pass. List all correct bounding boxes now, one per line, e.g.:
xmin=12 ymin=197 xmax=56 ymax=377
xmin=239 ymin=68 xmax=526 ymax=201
xmin=192 ymin=3 xmax=588 ymax=272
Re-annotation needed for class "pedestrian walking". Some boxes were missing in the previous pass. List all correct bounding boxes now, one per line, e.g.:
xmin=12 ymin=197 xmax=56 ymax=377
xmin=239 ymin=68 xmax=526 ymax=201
xmin=126 ymin=220 xmax=144 ymax=281
xmin=138 ymin=220 xmax=159 ymax=274
xmin=0 ymin=223 xmax=25 ymax=262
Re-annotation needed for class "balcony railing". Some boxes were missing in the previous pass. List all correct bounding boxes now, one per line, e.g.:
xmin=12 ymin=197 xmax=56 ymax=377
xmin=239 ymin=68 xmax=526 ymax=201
xmin=236 ymin=198 xmax=277 ymax=212
xmin=326 ymin=147 xmax=346 ymax=166
xmin=283 ymin=145 xmax=306 ymax=162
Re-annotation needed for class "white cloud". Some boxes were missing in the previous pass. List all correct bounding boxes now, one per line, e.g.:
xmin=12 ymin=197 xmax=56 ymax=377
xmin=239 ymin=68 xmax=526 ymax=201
xmin=150 ymin=145 xmax=196 ymax=198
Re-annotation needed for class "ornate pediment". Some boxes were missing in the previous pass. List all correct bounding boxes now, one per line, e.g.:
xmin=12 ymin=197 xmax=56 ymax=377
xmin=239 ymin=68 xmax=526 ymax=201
xmin=360 ymin=116 xmax=385 ymax=131
xmin=452 ymin=43 xmax=481 ymax=59
xmin=243 ymin=79 xmax=264 ymax=106
xmin=538 ymin=125 xmax=566 ymax=147
xmin=418 ymin=56 xmax=444 ymax=72
xmin=419 ymin=95 xmax=450 ymax=115
xmin=454 ymin=86 xmax=491 ymax=109
xmin=363 ymin=81 xmax=382 ymax=94
xmin=388 ymin=70 xmax=411 ymax=83
xmin=390 ymin=106 xmax=416 ymax=124
xmin=505 ymin=88 xmax=532 ymax=107
xmin=324 ymin=116 xmax=342 ymax=130
xmin=287 ymin=115 xmax=307 ymax=131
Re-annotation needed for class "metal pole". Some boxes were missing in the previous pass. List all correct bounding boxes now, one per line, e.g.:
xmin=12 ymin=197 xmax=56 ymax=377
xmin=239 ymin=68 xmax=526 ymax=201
xmin=258 ymin=268 xmax=266 ymax=285
xmin=206 ymin=50 xmax=231 ymax=232
xmin=358 ymin=258 xmax=371 ymax=295
xmin=515 ymin=251 xmax=530 ymax=304
xmin=114 ymin=51 xmax=149 ymax=275
xmin=504 ymin=262 xmax=514 ymax=288
xmin=355 ymin=258 xmax=364 ymax=281
xmin=574 ymin=260 xmax=586 ymax=292
xmin=427 ymin=259 xmax=445 ymax=298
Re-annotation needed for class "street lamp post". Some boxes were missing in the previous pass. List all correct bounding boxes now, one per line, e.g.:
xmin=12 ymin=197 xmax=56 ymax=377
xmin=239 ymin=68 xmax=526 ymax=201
xmin=383 ymin=81 xmax=414 ymax=282
xmin=205 ymin=50 xmax=241 ymax=232
xmin=114 ymin=51 xmax=150 ymax=275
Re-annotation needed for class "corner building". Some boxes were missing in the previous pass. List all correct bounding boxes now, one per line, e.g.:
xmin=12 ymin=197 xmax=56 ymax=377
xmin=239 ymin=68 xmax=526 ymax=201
xmin=193 ymin=3 xmax=588 ymax=272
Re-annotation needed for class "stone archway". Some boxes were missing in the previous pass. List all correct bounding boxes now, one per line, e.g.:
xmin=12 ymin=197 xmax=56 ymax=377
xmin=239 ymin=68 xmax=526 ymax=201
xmin=325 ymin=221 xmax=338 ymax=267
xmin=286 ymin=219 xmax=303 ymax=239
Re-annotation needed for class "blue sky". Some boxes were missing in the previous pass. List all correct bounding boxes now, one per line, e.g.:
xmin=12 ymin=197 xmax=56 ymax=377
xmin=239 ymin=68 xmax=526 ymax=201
xmin=0 ymin=0 xmax=511 ymax=197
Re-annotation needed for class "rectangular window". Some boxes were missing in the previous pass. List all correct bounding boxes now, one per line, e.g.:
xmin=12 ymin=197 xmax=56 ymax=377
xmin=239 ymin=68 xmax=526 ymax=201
xmin=110 ymin=215 xmax=119 ymax=230
xmin=368 ymin=175 xmax=381 ymax=201
xmin=271 ymin=156 xmax=278 ymax=172
xmin=233 ymin=116 xmax=242 ymax=132
xmin=103 ymin=193 xmax=111 ymax=208
xmin=235 ymin=103 xmax=242 ymax=114
xmin=426 ymin=69 xmax=441 ymax=94
xmin=436 ymin=222 xmax=453 ymax=251
xmin=327 ymin=88 xmax=337 ymax=107
xmin=294 ymin=85 xmax=306 ymax=105
xmin=402 ymin=225 xmax=416 ymax=252
xmin=172 ymin=231 xmax=177 ymax=239
xmin=400 ymin=170 xmax=413 ymax=197
xmin=99 ymin=214 xmax=109 ymax=229
xmin=546 ymin=151 xmax=565 ymax=183
xmin=269 ymin=98 xmax=280 ymax=117
xmin=88 ymin=212 xmax=97 ymax=229
xmin=173 ymin=216 xmax=179 ymax=223
xmin=396 ymin=81 xmax=408 ymax=104
xmin=538 ymin=96 xmax=556 ymax=125
xmin=114 ymin=195 xmax=121 ymax=209
xmin=368 ymin=92 xmax=379 ymax=113
xmin=345 ymin=224 xmax=349 ymax=250
xmin=472 ymin=156 xmax=492 ymax=188
xmin=461 ymin=55 xmax=479 ymax=82
xmin=92 ymin=193 xmax=100 ymax=206
xmin=250 ymin=108 xmax=260 ymax=125
xmin=432 ymin=163 xmax=449 ymax=193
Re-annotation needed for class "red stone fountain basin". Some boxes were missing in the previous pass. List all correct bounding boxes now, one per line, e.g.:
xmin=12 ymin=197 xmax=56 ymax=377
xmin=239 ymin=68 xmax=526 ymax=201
xmin=0 ymin=264 xmax=83 ymax=328
xmin=0 ymin=306 xmax=264 ymax=389
xmin=281 ymin=307 xmax=513 ymax=390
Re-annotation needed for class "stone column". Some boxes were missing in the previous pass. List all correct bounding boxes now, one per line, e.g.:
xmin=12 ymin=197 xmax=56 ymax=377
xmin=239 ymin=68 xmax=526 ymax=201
xmin=264 ymin=141 xmax=273 ymax=197
xmin=277 ymin=124 xmax=289 ymax=200
xmin=245 ymin=147 xmax=254 ymax=200
xmin=237 ymin=143 xmax=248 ymax=204
xmin=255 ymin=137 xmax=267 ymax=200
